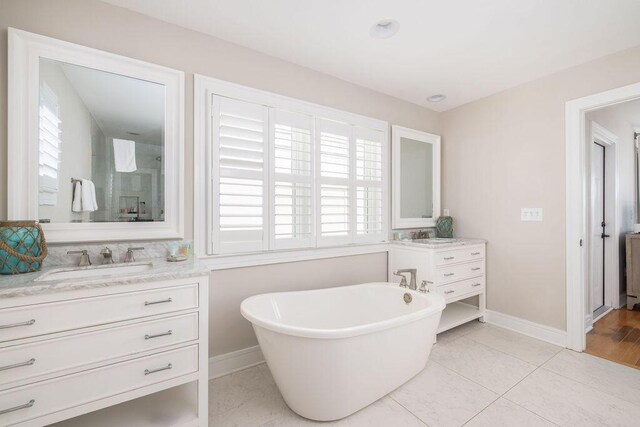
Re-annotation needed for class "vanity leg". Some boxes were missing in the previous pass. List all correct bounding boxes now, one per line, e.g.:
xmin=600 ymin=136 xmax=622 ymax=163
xmin=479 ymin=291 xmax=487 ymax=323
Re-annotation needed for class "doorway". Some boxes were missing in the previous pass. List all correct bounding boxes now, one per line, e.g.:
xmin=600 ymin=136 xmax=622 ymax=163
xmin=588 ymin=124 xmax=617 ymax=326
xmin=590 ymin=141 xmax=608 ymax=318
xmin=567 ymin=83 xmax=640 ymax=353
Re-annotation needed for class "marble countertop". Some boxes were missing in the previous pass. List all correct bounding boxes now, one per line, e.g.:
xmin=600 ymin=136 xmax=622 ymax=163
xmin=390 ymin=237 xmax=487 ymax=250
xmin=0 ymin=258 xmax=210 ymax=299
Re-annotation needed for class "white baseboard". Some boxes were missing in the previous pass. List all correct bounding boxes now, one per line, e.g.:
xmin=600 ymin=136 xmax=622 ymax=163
xmin=209 ymin=345 xmax=264 ymax=379
xmin=484 ymin=310 xmax=567 ymax=348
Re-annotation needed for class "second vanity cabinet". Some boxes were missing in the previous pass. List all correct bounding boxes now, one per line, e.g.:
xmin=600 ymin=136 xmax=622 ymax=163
xmin=389 ymin=240 xmax=487 ymax=333
xmin=0 ymin=268 xmax=209 ymax=427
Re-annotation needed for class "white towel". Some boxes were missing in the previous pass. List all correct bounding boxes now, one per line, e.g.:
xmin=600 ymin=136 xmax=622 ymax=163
xmin=40 ymin=191 xmax=57 ymax=206
xmin=113 ymin=138 xmax=137 ymax=172
xmin=40 ymin=174 xmax=59 ymax=206
xmin=72 ymin=181 xmax=82 ymax=212
xmin=81 ymin=179 xmax=98 ymax=212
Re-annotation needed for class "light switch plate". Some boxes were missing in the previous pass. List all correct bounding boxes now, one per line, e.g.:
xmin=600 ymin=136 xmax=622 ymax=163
xmin=521 ymin=208 xmax=543 ymax=221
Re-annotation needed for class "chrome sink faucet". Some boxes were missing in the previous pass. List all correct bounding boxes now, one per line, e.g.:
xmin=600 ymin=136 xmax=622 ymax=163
xmin=393 ymin=269 xmax=417 ymax=291
xmin=100 ymin=247 xmax=114 ymax=264
xmin=124 ymin=247 xmax=145 ymax=263
xmin=67 ymin=249 xmax=91 ymax=267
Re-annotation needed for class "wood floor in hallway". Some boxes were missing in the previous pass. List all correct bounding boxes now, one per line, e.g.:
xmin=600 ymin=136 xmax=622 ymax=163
xmin=586 ymin=308 xmax=640 ymax=369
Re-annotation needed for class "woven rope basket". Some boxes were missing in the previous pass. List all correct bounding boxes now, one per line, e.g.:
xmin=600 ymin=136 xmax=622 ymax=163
xmin=0 ymin=221 xmax=48 ymax=275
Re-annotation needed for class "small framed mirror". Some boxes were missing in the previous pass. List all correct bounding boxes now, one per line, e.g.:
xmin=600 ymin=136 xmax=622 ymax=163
xmin=391 ymin=126 xmax=441 ymax=229
xmin=8 ymin=29 xmax=184 ymax=242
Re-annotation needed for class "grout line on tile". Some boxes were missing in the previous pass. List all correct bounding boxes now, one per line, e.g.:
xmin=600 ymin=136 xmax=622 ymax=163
xmin=387 ymin=395 xmax=431 ymax=427
xmin=452 ymin=335 xmax=546 ymax=370
xmin=534 ymin=364 xmax=640 ymax=410
xmin=500 ymin=396 xmax=561 ymax=426
xmin=463 ymin=326 xmax=564 ymax=367
xmin=429 ymin=359 xmax=499 ymax=396
xmin=478 ymin=362 xmax=565 ymax=425
xmin=459 ymin=394 xmax=501 ymax=426
xmin=497 ymin=362 xmax=543 ymax=397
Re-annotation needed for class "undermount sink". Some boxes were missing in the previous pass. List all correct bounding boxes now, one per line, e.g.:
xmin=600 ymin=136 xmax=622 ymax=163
xmin=35 ymin=262 xmax=154 ymax=281
xmin=411 ymin=238 xmax=460 ymax=244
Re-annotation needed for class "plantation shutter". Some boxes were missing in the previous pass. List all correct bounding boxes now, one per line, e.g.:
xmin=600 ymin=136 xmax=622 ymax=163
xmin=38 ymin=83 xmax=61 ymax=206
xmin=316 ymin=119 xmax=353 ymax=246
xmin=270 ymin=109 xmax=315 ymax=249
xmin=212 ymin=96 xmax=269 ymax=254
xmin=355 ymin=127 xmax=385 ymax=242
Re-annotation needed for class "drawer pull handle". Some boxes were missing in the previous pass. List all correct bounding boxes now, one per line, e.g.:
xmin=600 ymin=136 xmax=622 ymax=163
xmin=145 ymin=363 xmax=172 ymax=375
xmin=0 ymin=358 xmax=35 ymax=372
xmin=144 ymin=298 xmax=173 ymax=306
xmin=444 ymin=290 xmax=455 ymax=294
xmin=471 ymin=267 xmax=481 ymax=271
xmin=0 ymin=400 xmax=35 ymax=416
xmin=471 ymin=252 xmax=481 ymax=255
xmin=145 ymin=330 xmax=173 ymax=340
xmin=444 ymin=273 xmax=455 ymax=277
xmin=444 ymin=256 xmax=455 ymax=260
xmin=0 ymin=319 xmax=35 ymax=330
xmin=472 ymin=283 xmax=482 ymax=287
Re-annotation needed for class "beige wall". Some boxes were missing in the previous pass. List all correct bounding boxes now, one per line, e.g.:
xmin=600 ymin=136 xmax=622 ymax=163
xmin=441 ymin=45 xmax=640 ymax=330
xmin=0 ymin=0 xmax=440 ymax=224
xmin=210 ymin=253 xmax=388 ymax=356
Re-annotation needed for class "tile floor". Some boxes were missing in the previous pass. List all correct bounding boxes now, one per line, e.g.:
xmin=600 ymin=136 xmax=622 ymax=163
xmin=210 ymin=321 xmax=640 ymax=426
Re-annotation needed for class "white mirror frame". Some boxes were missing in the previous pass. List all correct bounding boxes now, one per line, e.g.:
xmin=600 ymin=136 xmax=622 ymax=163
xmin=7 ymin=28 xmax=184 ymax=242
xmin=391 ymin=125 xmax=441 ymax=229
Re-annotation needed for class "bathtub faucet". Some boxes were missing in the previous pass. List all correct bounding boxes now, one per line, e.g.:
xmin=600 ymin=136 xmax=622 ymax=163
xmin=393 ymin=269 xmax=417 ymax=291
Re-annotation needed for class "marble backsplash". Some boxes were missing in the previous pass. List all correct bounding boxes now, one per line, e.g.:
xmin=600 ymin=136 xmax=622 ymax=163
xmin=390 ymin=228 xmax=436 ymax=241
xmin=44 ymin=240 xmax=192 ymax=268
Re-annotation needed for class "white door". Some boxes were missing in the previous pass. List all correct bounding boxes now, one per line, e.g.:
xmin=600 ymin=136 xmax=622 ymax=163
xmin=590 ymin=142 xmax=606 ymax=312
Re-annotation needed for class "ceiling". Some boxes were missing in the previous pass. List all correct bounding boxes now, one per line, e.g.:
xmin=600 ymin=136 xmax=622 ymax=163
xmin=101 ymin=0 xmax=640 ymax=111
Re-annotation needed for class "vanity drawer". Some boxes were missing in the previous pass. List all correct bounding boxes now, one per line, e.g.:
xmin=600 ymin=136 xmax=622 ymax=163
xmin=0 ymin=345 xmax=198 ymax=426
xmin=435 ymin=246 xmax=485 ymax=266
xmin=0 ymin=284 xmax=198 ymax=343
xmin=434 ymin=261 xmax=484 ymax=285
xmin=436 ymin=277 xmax=485 ymax=301
xmin=0 ymin=312 xmax=198 ymax=388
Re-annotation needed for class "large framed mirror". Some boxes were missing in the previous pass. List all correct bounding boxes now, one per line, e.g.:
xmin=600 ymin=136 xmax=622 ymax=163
xmin=8 ymin=28 xmax=184 ymax=242
xmin=391 ymin=125 xmax=441 ymax=229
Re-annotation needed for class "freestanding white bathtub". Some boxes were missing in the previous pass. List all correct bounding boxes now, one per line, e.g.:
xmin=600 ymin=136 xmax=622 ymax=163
xmin=240 ymin=282 xmax=446 ymax=421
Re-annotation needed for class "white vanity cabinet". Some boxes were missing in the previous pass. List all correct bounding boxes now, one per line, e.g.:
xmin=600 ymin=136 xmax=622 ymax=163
xmin=0 ymin=272 xmax=209 ymax=427
xmin=389 ymin=240 xmax=486 ymax=333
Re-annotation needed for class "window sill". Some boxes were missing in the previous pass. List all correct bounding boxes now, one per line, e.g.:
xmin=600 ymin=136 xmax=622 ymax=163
xmin=198 ymin=242 xmax=390 ymax=270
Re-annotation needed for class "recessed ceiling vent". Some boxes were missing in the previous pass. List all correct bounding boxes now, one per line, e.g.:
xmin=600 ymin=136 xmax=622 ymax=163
xmin=427 ymin=94 xmax=447 ymax=103
xmin=370 ymin=19 xmax=399 ymax=39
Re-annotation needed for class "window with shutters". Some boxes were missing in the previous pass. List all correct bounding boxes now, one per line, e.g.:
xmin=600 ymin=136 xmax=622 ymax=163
xmin=213 ymin=96 xmax=268 ymax=254
xmin=270 ymin=109 xmax=314 ymax=249
xmin=355 ymin=127 xmax=385 ymax=243
xmin=205 ymin=80 xmax=388 ymax=256
xmin=316 ymin=119 xmax=352 ymax=247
